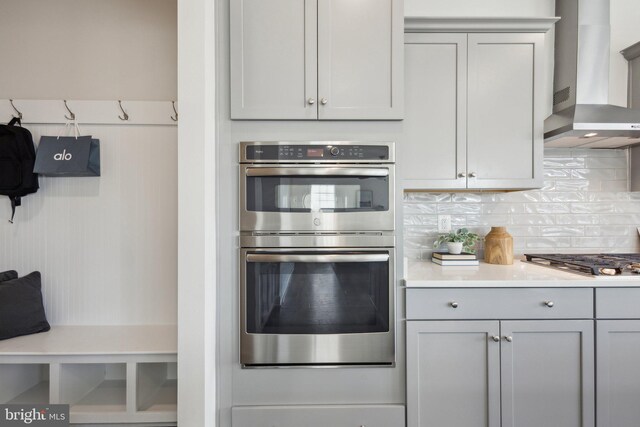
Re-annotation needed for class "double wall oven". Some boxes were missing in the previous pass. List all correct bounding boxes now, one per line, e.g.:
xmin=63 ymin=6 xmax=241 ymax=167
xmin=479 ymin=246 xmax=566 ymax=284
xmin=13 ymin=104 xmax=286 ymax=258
xmin=239 ymin=142 xmax=396 ymax=367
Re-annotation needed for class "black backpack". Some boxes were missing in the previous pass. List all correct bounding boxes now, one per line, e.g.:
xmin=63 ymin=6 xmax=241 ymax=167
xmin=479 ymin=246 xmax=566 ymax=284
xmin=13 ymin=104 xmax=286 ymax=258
xmin=0 ymin=118 xmax=39 ymax=223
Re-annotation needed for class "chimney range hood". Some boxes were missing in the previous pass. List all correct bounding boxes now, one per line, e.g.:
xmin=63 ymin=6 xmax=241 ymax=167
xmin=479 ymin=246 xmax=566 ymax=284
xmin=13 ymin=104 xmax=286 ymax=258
xmin=544 ymin=0 xmax=640 ymax=148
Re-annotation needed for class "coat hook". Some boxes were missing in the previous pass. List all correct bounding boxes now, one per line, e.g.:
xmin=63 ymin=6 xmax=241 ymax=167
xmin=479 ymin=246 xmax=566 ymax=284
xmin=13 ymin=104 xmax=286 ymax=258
xmin=9 ymin=99 xmax=23 ymax=120
xmin=63 ymin=100 xmax=76 ymax=121
xmin=170 ymin=101 xmax=178 ymax=122
xmin=117 ymin=100 xmax=129 ymax=121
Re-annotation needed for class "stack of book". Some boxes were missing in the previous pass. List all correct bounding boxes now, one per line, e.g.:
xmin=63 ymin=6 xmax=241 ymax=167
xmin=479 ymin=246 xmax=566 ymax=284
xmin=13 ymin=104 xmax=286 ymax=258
xmin=432 ymin=252 xmax=479 ymax=266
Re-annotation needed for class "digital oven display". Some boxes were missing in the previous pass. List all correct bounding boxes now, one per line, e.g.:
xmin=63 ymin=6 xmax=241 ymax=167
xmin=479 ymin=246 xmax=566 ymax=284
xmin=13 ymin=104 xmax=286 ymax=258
xmin=307 ymin=148 xmax=324 ymax=158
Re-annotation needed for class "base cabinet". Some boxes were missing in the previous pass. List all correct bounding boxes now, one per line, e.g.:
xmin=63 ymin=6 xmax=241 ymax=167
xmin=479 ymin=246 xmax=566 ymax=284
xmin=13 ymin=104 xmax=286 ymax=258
xmin=407 ymin=320 xmax=594 ymax=427
xmin=406 ymin=321 xmax=500 ymax=427
xmin=597 ymin=320 xmax=640 ymax=427
xmin=231 ymin=405 xmax=405 ymax=427
xmin=500 ymin=320 xmax=594 ymax=427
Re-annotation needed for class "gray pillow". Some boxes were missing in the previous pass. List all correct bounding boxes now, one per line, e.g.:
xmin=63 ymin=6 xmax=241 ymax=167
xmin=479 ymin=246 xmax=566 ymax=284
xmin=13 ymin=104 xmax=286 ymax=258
xmin=0 ymin=270 xmax=18 ymax=282
xmin=0 ymin=271 xmax=51 ymax=340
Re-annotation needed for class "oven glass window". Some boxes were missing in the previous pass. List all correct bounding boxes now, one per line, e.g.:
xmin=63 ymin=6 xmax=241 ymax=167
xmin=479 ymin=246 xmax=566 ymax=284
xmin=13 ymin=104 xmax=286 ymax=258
xmin=245 ymin=254 xmax=390 ymax=334
xmin=246 ymin=175 xmax=389 ymax=212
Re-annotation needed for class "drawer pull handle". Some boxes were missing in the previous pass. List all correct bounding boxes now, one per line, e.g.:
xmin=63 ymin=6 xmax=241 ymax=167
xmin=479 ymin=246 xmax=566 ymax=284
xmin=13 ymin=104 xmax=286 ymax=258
xmin=491 ymin=335 xmax=500 ymax=342
xmin=544 ymin=301 xmax=554 ymax=308
xmin=504 ymin=336 xmax=513 ymax=342
xmin=449 ymin=301 xmax=459 ymax=308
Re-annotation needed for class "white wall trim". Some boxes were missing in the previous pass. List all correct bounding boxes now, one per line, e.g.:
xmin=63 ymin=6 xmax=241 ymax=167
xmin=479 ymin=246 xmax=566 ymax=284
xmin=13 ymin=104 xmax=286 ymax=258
xmin=404 ymin=17 xmax=559 ymax=33
xmin=177 ymin=0 xmax=217 ymax=425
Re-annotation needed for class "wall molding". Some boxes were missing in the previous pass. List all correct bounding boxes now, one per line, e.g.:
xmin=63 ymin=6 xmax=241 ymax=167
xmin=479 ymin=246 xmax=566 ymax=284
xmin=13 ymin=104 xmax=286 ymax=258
xmin=404 ymin=17 xmax=559 ymax=33
xmin=0 ymin=100 xmax=178 ymax=126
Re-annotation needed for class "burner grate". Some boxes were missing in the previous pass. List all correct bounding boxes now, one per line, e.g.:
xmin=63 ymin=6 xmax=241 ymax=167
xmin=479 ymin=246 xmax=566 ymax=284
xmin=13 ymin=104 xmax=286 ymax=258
xmin=524 ymin=254 xmax=640 ymax=276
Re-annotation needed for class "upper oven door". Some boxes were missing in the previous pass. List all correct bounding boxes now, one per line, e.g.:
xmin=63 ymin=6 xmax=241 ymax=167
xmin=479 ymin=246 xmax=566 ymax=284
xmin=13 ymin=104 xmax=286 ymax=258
xmin=240 ymin=164 xmax=395 ymax=232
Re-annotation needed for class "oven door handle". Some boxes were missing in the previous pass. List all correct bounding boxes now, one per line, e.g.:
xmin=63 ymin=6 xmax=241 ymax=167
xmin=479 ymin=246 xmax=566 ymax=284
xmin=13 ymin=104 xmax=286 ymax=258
xmin=245 ymin=167 xmax=389 ymax=177
xmin=245 ymin=253 xmax=390 ymax=263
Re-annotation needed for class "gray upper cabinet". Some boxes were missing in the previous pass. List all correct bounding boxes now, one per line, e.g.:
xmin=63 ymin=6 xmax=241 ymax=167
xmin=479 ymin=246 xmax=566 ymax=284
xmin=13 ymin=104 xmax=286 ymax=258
xmin=230 ymin=0 xmax=317 ymax=120
xmin=467 ymin=33 xmax=544 ymax=190
xmin=402 ymin=34 xmax=467 ymax=189
xmin=231 ymin=0 xmax=403 ymax=120
xmin=622 ymin=41 xmax=640 ymax=108
xmin=403 ymin=19 xmax=554 ymax=191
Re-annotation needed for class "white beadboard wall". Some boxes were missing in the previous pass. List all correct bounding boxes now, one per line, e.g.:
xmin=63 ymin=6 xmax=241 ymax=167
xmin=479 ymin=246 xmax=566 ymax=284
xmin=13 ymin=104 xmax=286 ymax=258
xmin=404 ymin=148 xmax=640 ymax=260
xmin=0 ymin=124 xmax=177 ymax=325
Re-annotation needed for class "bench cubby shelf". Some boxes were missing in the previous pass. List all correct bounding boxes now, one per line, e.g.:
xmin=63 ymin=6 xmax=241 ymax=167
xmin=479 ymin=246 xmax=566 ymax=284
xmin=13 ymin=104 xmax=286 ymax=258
xmin=0 ymin=326 xmax=177 ymax=425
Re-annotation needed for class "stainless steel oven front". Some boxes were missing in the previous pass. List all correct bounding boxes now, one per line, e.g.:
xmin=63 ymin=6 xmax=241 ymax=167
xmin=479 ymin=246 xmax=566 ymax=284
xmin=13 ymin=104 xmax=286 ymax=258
xmin=240 ymin=235 xmax=395 ymax=367
xmin=240 ymin=142 xmax=395 ymax=233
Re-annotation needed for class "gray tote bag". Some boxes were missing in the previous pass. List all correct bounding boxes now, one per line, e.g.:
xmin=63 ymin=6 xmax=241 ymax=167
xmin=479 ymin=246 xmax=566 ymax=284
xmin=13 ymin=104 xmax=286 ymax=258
xmin=34 ymin=123 xmax=101 ymax=177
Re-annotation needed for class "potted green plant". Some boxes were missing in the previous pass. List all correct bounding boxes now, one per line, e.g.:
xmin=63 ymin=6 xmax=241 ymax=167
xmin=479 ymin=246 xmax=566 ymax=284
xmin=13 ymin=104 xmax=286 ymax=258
xmin=433 ymin=228 xmax=480 ymax=255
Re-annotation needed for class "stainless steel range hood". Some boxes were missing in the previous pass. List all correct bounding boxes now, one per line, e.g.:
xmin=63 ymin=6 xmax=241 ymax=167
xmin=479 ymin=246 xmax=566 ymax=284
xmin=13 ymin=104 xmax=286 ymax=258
xmin=544 ymin=0 xmax=640 ymax=148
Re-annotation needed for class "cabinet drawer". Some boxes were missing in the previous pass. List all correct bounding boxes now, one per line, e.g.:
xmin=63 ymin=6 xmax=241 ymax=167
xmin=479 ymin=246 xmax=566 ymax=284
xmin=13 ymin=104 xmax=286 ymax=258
xmin=406 ymin=288 xmax=593 ymax=320
xmin=232 ymin=405 xmax=405 ymax=427
xmin=596 ymin=288 xmax=640 ymax=318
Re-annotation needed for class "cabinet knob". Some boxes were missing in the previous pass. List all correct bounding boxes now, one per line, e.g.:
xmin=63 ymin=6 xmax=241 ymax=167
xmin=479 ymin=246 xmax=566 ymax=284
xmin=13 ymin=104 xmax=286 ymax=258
xmin=504 ymin=336 xmax=513 ymax=342
xmin=491 ymin=335 xmax=500 ymax=342
xmin=308 ymin=98 xmax=316 ymax=105
xmin=469 ymin=172 xmax=477 ymax=178
xmin=320 ymin=98 xmax=328 ymax=105
xmin=544 ymin=301 xmax=554 ymax=308
xmin=458 ymin=172 xmax=467 ymax=178
xmin=449 ymin=301 xmax=459 ymax=308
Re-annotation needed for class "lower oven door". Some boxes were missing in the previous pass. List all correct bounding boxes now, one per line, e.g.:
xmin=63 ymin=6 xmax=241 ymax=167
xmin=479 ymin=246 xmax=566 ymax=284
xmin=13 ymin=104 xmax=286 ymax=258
xmin=240 ymin=248 xmax=395 ymax=366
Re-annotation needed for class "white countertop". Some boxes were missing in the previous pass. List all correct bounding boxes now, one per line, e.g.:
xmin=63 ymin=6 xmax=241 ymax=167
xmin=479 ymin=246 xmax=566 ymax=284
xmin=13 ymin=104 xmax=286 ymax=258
xmin=404 ymin=258 xmax=640 ymax=288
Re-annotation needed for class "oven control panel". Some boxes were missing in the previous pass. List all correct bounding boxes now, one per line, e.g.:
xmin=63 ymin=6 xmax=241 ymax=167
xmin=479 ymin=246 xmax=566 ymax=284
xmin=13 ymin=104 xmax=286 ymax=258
xmin=244 ymin=144 xmax=390 ymax=161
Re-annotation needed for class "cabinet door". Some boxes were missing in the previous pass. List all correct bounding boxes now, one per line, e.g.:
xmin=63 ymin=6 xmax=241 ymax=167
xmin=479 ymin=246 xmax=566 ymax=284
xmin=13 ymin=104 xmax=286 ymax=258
xmin=597 ymin=320 xmax=640 ymax=427
xmin=402 ymin=34 xmax=467 ymax=190
xmin=467 ymin=33 xmax=544 ymax=189
xmin=630 ymin=57 xmax=640 ymax=108
xmin=231 ymin=405 xmax=405 ymax=427
xmin=230 ymin=0 xmax=317 ymax=119
xmin=406 ymin=321 xmax=500 ymax=427
xmin=317 ymin=0 xmax=403 ymax=120
xmin=500 ymin=320 xmax=594 ymax=427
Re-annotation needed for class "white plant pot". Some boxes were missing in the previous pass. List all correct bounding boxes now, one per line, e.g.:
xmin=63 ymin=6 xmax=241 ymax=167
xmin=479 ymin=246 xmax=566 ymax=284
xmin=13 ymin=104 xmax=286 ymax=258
xmin=447 ymin=242 xmax=464 ymax=255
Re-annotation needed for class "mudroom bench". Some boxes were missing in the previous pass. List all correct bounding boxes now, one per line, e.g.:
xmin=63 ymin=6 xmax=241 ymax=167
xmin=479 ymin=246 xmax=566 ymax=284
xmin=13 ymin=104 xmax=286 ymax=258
xmin=0 ymin=325 xmax=177 ymax=425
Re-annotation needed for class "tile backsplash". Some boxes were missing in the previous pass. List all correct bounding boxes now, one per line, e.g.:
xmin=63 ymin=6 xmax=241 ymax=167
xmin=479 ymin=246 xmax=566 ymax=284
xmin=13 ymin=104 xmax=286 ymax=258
xmin=404 ymin=148 xmax=640 ymax=260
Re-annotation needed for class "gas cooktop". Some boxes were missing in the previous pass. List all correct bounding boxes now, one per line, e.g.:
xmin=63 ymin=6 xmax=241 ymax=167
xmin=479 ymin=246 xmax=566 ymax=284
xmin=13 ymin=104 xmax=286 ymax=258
xmin=524 ymin=254 xmax=640 ymax=277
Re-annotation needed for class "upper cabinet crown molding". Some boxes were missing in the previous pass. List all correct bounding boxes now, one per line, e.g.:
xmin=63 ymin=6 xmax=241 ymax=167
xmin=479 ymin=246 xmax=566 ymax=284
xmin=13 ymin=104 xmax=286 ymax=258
xmin=404 ymin=17 xmax=559 ymax=33
xmin=622 ymin=41 xmax=640 ymax=61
